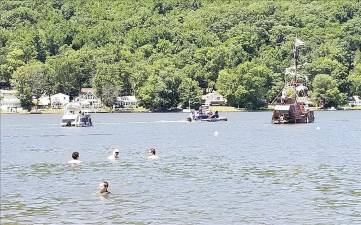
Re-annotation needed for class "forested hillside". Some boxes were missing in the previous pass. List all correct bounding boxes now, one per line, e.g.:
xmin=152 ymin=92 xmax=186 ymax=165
xmin=1 ymin=0 xmax=361 ymax=110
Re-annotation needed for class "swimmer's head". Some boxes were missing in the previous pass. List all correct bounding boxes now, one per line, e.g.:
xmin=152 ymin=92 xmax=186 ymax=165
xmin=72 ymin=152 xmax=79 ymax=160
xmin=113 ymin=149 xmax=120 ymax=157
xmin=99 ymin=181 xmax=109 ymax=193
xmin=149 ymin=148 xmax=156 ymax=155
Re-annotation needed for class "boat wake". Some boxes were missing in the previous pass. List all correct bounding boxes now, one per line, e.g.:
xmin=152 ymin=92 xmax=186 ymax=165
xmin=130 ymin=120 xmax=188 ymax=124
xmin=155 ymin=120 xmax=188 ymax=123
xmin=94 ymin=120 xmax=188 ymax=125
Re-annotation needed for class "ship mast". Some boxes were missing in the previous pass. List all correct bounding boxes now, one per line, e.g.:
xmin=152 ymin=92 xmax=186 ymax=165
xmin=293 ymin=38 xmax=304 ymax=101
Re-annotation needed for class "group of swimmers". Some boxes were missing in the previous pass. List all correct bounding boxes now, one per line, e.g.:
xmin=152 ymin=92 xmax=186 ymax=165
xmin=68 ymin=147 xmax=158 ymax=195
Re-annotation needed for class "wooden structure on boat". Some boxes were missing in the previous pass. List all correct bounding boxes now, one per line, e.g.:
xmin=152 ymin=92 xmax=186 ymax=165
xmin=271 ymin=38 xmax=315 ymax=124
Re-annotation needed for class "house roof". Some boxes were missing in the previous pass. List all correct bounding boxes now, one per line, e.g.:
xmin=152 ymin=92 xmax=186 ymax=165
xmin=202 ymin=91 xmax=225 ymax=100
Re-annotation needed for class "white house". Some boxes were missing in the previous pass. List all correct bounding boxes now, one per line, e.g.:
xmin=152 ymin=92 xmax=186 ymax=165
xmin=75 ymin=88 xmax=101 ymax=109
xmin=32 ymin=95 xmax=50 ymax=108
xmin=51 ymin=93 xmax=70 ymax=108
xmin=116 ymin=95 xmax=138 ymax=108
xmin=202 ymin=91 xmax=226 ymax=106
xmin=0 ymin=89 xmax=21 ymax=112
xmin=348 ymin=95 xmax=361 ymax=107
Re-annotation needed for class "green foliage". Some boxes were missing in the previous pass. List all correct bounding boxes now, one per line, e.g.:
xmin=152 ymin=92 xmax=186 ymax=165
xmin=348 ymin=65 xmax=361 ymax=95
xmin=217 ymin=62 xmax=273 ymax=109
xmin=312 ymin=74 xmax=345 ymax=108
xmin=93 ymin=63 xmax=125 ymax=107
xmin=2 ymin=0 xmax=361 ymax=110
xmin=138 ymin=67 xmax=182 ymax=111
xmin=11 ymin=61 xmax=50 ymax=110
xmin=284 ymin=86 xmax=296 ymax=99
xmin=47 ymin=49 xmax=96 ymax=96
xmin=178 ymin=77 xmax=202 ymax=109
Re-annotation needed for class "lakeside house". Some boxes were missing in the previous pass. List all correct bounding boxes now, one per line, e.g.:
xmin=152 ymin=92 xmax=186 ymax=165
xmin=75 ymin=88 xmax=101 ymax=110
xmin=348 ymin=95 xmax=361 ymax=107
xmin=51 ymin=93 xmax=70 ymax=108
xmin=116 ymin=95 xmax=138 ymax=108
xmin=32 ymin=95 xmax=51 ymax=109
xmin=0 ymin=89 xmax=21 ymax=112
xmin=202 ymin=91 xmax=226 ymax=106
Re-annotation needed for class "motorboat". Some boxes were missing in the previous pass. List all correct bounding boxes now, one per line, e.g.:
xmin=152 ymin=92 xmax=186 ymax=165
xmin=187 ymin=105 xmax=227 ymax=122
xmin=61 ymin=102 xmax=93 ymax=127
xmin=327 ymin=106 xmax=336 ymax=111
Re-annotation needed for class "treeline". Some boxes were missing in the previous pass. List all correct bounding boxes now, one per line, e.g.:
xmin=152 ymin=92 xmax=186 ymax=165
xmin=1 ymin=0 xmax=361 ymax=110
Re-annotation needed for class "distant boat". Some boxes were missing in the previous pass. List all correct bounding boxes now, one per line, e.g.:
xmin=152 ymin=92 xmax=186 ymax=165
xmin=61 ymin=102 xmax=93 ymax=127
xmin=271 ymin=38 xmax=315 ymax=124
xmin=30 ymin=110 xmax=42 ymax=114
xmin=187 ymin=105 xmax=227 ymax=122
xmin=327 ymin=107 xmax=336 ymax=111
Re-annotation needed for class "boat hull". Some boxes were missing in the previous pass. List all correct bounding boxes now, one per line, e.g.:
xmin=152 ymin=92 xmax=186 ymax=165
xmin=61 ymin=114 xmax=93 ymax=127
xmin=61 ymin=121 xmax=93 ymax=127
xmin=272 ymin=104 xmax=314 ymax=124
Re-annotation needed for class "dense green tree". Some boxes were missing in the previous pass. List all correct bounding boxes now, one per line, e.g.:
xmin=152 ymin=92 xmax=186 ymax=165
xmin=348 ymin=65 xmax=361 ymax=95
xmin=47 ymin=49 xmax=95 ymax=97
xmin=311 ymin=74 xmax=345 ymax=108
xmin=217 ymin=62 xmax=273 ymax=109
xmin=178 ymin=76 xmax=202 ymax=109
xmin=0 ymin=48 xmax=25 ymax=85
xmin=93 ymin=63 xmax=122 ymax=107
xmin=139 ymin=70 xmax=182 ymax=111
xmin=11 ymin=61 xmax=49 ymax=110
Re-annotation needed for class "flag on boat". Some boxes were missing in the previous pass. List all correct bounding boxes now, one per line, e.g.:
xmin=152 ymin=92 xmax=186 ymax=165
xmin=294 ymin=38 xmax=305 ymax=47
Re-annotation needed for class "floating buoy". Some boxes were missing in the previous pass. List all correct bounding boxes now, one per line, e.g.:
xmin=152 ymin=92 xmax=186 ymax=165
xmin=214 ymin=131 xmax=219 ymax=137
xmin=316 ymin=126 xmax=320 ymax=130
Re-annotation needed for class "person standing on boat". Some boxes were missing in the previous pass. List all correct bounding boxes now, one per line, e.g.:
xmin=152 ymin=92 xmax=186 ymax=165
xmin=211 ymin=111 xmax=219 ymax=119
xmin=68 ymin=151 xmax=82 ymax=164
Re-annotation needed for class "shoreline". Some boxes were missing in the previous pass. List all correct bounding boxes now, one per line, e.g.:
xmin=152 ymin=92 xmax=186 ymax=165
xmin=1 ymin=106 xmax=360 ymax=115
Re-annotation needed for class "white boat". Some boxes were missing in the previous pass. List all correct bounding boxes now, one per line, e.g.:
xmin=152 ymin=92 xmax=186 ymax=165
xmin=186 ymin=105 xmax=227 ymax=122
xmin=61 ymin=102 xmax=93 ymax=127
xmin=327 ymin=106 xmax=336 ymax=111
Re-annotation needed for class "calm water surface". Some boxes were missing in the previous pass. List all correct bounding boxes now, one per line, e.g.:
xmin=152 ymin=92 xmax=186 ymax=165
xmin=1 ymin=111 xmax=360 ymax=224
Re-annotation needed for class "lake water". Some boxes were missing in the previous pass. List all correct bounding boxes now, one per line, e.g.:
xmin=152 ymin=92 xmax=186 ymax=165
xmin=1 ymin=111 xmax=360 ymax=224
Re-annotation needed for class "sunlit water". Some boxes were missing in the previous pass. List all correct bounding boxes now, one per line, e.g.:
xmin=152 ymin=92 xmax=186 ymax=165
xmin=1 ymin=111 xmax=360 ymax=224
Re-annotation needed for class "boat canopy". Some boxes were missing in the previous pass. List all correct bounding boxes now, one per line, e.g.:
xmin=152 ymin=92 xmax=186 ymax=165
xmin=64 ymin=102 xmax=81 ymax=112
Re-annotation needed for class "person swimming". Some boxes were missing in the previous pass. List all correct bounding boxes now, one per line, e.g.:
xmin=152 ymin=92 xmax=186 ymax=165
xmin=68 ymin=151 xmax=82 ymax=164
xmin=99 ymin=181 xmax=110 ymax=195
xmin=108 ymin=148 xmax=120 ymax=160
xmin=148 ymin=148 xmax=159 ymax=159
